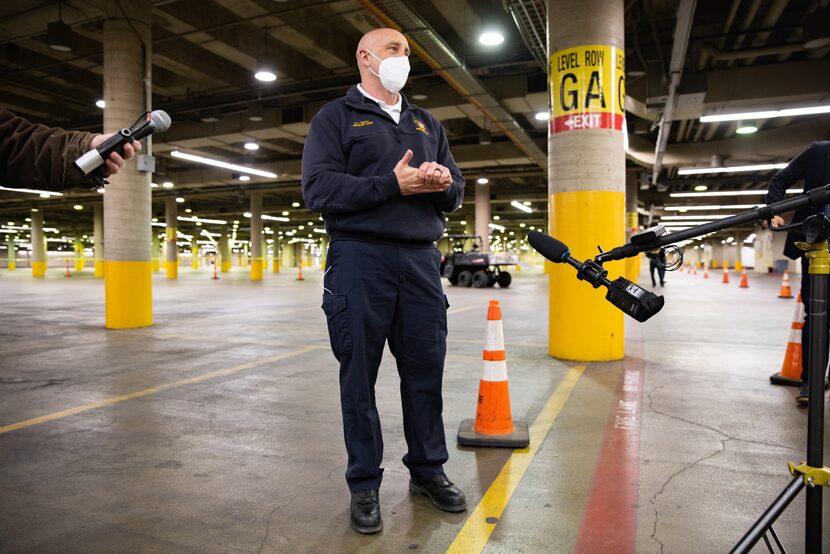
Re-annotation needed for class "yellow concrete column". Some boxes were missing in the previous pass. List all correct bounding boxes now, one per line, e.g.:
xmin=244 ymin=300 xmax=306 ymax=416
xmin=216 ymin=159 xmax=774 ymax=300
xmin=191 ymin=238 xmax=199 ymax=269
xmin=103 ymin=0 xmax=152 ymax=328
xmin=74 ymin=235 xmax=85 ymax=271
xmin=251 ymin=190 xmax=265 ymax=281
xmin=31 ymin=209 xmax=45 ymax=277
xmin=219 ymin=227 xmax=231 ymax=272
xmin=548 ymin=0 xmax=625 ymax=361
xmin=164 ymin=198 xmax=178 ymax=279
xmin=7 ymin=236 xmax=16 ymax=271
xmin=250 ymin=191 xmax=263 ymax=281
xmin=94 ymin=204 xmax=104 ymax=278
xmin=151 ymin=232 xmax=161 ymax=272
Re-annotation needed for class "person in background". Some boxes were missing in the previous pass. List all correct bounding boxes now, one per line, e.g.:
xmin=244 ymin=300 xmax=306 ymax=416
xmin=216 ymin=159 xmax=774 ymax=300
xmin=766 ymin=141 xmax=830 ymax=405
xmin=646 ymin=248 xmax=666 ymax=287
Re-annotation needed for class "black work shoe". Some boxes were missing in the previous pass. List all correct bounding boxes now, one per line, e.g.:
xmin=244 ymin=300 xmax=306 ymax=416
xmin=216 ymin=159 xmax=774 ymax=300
xmin=409 ymin=473 xmax=467 ymax=512
xmin=350 ymin=490 xmax=382 ymax=534
xmin=796 ymin=384 xmax=809 ymax=406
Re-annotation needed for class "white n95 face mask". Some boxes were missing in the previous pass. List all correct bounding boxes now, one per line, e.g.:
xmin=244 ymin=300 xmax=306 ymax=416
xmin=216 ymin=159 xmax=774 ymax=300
xmin=368 ymin=50 xmax=410 ymax=94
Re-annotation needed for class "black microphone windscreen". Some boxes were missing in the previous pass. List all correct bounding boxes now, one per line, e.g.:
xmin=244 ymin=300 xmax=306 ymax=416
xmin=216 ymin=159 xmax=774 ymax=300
xmin=527 ymin=231 xmax=570 ymax=262
xmin=150 ymin=110 xmax=171 ymax=132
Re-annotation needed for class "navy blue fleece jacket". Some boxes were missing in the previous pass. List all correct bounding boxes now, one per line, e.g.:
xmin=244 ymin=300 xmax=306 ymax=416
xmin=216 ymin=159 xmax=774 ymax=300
xmin=301 ymin=86 xmax=464 ymax=243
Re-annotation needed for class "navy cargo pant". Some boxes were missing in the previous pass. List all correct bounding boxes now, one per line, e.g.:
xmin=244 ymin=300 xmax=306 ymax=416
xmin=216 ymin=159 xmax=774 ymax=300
xmin=321 ymin=239 xmax=450 ymax=492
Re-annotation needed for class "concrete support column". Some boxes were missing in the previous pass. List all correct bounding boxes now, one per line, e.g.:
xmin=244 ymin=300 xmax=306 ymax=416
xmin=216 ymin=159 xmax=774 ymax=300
xmin=548 ymin=0 xmax=625 ymax=361
xmin=164 ymin=198 xmax=178 ymax=279
xmin=7 ymin=236 xmax=16 ymax=271
xmin=31 ymin=210 xmax=45 ymax=277
xmin=103 ymin=0 xmax=152 ymax=328
xmin=282 ymin=242 xmax=295 ymax=268
xmin=624 ymin=168 xmax=640 ymax=281
xmin=191 ymin=238 xmax=199 ymax=270
xmin=74 ymin=234 xmax=84 ymax=271
xmin=151 ymin=232 xmax=161 ymax=272
xmin=94 ymin=204 xmax=104 ymax=278
xmin=219 ymin=227 xmax=231 ymax=272
xmin=475 ymin=181 xmax=491 ymax=252
xmin=251 ymin=192 xmax=263 ymax=281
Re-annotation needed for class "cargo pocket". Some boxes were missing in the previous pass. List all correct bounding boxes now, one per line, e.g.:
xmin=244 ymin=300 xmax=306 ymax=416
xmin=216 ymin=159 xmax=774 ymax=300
xmin=322 ymin=294 xmax=352 ymax=361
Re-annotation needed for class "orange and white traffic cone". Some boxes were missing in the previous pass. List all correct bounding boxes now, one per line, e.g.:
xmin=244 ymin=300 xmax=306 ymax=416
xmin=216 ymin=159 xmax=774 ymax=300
xmin=64 ymin=257 xmax=71 ymax=278
xmin=703 ymin=265 xmax=709 ymax=279
xmin=457 ymin=300 xmax=529 ymax=448
xmin=778 ymin=270 xmax=793 ymax=298
xmin=770 ymin=293 xmax=804 ymax=386
xmin=212 ymin=255 xmax=219 ymax=280
xmin=739 ymin=269 xmax=749 ymax=288
xmin=722 ymin=266 xmax=730 ymax=284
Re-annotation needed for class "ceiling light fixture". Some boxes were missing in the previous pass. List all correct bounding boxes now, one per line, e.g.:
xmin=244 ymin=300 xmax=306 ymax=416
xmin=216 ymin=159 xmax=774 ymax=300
xmin=47 ymin=4 xmax=74 ymax=52
xmin=476 ymin=176 xmax=489 ymax=185
xmin=244 ymin=142 xmax=259 ymax=151
xmin=694 ymin=185 xmax=708 ymax=191
xmin=175 ymin=197 xmax=185 ymax=203
xmin=488 ymin=223 xmax=505 ymax=231
xmin=478 ymin=31 xmax=505 ymax=46
xmin=96 ymin=99 xmax=106 ymax=109
xmin=162 ymin=181 xmax=174 ymax=188
xmin=510 ymin=200 xmax=532 ymax=213
xmin=677 ymin=163 xmax=788 ymax=175
xmin=534 ymin=111 xmax=550 ymax=121
xmin=700 ymin=105 xmax=830 ymax=123
xmin=735 ymin=122 xmax=758 ymax=135
xmin=238 ymin=175 xmax=251 ymax=182
xmin=73 ymin=204 xmax=83 ymax=210
xmin=664 ymin=204 xmax=759 ymax=211
xmin=0 ymin=186 xmax=63 ymax=197
xmin=177 ymin=216 xmax=228 ymax=225
xmin=170 ymin=150 xmax=277 ymax=178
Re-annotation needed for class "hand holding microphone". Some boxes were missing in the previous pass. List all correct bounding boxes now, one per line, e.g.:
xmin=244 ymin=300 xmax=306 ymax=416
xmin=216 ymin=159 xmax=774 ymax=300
xmin=76 ymin=110 xmax=171 ymax=186
xmin=527 ymin=230 xmax=664 ymax=322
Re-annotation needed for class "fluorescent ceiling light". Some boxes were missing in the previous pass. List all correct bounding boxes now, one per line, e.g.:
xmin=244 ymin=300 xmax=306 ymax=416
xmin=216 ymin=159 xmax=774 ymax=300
xmin=672 ymin=189 xmax=803 ymax=198
xmin=700 ymin=105 xmax=830 ymax=123
xmin=488 ymin=223 xmax=505 ymax=231
xmin=665 ymin=204 xmax=759 ymax=211
xmin=178 ymin=216 xmax=227 ymax=225
xmin=0 ymin=186 xmax=63 ymax=197
xmin=151 ymin=222 xmax=166 ymax=227
xmin=73 ymin=205 xmax=83 ymax=210
xmin=510 ymin=200 xmax=533 ymax=213
xmin=96 ymin=99 xmax=106 ymax=109
xmin=238 ymin=175 xmax=251 ymax=182
xmin=694 ymin=185 xmax=708 ymax=191
xmin=262 ymin=215 xmax=290 ymax=222
xmin=661 ymin=214 xmax=730 ymax=220
xmin=478 ymin=31 xmax=504 ymax=46
xmin=735 ymin=124 xmax=758 ymax=135
xmin=534 ymin=111 xmax=550 ymax=121
xmin=162 ymin=181 xmax=174 ymax=188
xmin=677 ymin=163 xmax=788 ymax=175
xmin=313 ymin=228 xmax=326 ymax=233
xmin=244 ymin=142 xmax=259 ymax=151
xmin=170 ymin=150 xmax=277 ymax=178
xmin=476 ymin=177 xmax=489 ymax=185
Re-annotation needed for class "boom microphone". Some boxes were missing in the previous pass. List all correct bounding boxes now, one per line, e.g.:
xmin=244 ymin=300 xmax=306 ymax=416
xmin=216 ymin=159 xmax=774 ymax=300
xmin=75 ymin=110 xmax=171 ymax=177
xmin=527 ymin=230 xmax=664 ymax=322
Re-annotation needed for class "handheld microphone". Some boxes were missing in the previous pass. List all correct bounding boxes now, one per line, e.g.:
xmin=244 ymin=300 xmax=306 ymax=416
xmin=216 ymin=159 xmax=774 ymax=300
xmin=75 ymin=110 xmax=171 ymax=177
xmin=528 ymin=231 xmax=664 ymax=322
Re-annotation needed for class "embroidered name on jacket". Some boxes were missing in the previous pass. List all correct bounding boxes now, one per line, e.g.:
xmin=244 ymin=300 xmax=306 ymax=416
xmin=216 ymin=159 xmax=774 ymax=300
xmin=352 ymin=120 xmax=374 ymax=127
xmin=414 ymin=119 xmax=430 ymax=135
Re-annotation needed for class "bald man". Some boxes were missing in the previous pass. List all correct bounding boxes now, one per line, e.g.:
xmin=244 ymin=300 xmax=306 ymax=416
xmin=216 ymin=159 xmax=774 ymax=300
xmin=302 ymin=28 xmax=466 ymax=534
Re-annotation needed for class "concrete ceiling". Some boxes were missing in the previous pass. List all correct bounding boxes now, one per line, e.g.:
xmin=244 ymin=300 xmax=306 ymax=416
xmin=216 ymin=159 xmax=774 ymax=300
xmin=0 ymin=0 xmax=828 ymax=244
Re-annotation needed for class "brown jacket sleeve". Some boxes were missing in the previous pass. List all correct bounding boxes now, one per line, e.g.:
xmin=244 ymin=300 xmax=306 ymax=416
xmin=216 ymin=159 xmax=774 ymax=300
xmin=0 ymin=108 xmax=98 ymax=191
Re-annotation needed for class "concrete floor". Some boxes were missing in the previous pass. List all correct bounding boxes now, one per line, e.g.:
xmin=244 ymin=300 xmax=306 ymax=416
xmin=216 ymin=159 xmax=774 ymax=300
xmin=0 ymin=263 xmax=828 ymax=552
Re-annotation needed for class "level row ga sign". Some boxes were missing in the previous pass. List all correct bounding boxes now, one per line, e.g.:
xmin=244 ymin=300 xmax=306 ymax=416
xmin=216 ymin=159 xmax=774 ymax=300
xmin=549 ymin=44 xmax=625 ymax=134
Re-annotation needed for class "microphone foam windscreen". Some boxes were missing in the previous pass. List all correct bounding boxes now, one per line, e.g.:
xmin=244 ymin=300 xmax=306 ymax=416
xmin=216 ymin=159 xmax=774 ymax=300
xmin=527 ymin=230 xmax=570 ymax=262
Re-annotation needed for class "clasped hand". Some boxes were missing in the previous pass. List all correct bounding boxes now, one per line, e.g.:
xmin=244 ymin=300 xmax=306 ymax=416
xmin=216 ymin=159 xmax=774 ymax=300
xmin=393 ymin=149 xmax=452 ymax=196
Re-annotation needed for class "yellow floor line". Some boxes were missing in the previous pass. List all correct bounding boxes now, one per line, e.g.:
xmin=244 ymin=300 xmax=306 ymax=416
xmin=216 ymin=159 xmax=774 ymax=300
xmin=448 ymin=305 xmax=477 ymax=315
xmin=446 ymin=364 xmax=587 ymax=554
xmin=0 ymin=345 xmax=323 ymax=435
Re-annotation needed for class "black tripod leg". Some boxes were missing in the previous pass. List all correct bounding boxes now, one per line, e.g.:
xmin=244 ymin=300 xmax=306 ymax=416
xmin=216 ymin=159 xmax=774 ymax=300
xmin=730 ymin=477 xmax=804 ymax=553
xmin=805 ymin=270 xmax=826 ymax=553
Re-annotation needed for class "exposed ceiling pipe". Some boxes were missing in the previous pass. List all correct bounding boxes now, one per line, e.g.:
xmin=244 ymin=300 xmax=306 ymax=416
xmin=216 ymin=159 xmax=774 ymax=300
xmin=696 ymin=0 xmax=741 ymax=70
xmin=651 ymin=0 xmax=697 ymax=186
xmin=741 ymin=0 xmax=791 ymax=64
xmin=357 ymin=0 xmax=547 ymax=170
xmin=701 ymin=42 xmax=804 ymax=61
